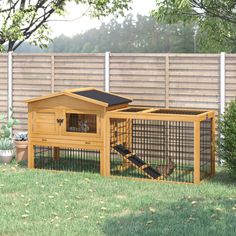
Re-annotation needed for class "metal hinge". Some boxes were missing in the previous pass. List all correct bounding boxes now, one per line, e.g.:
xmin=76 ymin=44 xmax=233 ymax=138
xmin=57 ymin=118 xmax=64 ymax=126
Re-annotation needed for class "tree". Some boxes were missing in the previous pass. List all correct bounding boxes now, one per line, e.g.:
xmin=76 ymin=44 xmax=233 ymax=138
xmin=0 ymin=0 xmax=131 ymax=51
xmin=151 ymin=0 xmax=236 ymax=52
xmin=218 ymin=99 xmax=236 ymax=178
xmin=45 ymin=14 xmax=198 ymax=53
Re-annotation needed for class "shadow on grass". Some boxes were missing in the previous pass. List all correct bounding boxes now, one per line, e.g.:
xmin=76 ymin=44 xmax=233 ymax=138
xmin=34 ymin=157 xmax=100 ymax=173
xmin=209 ymin=167 xmax=236 ymax=186
xmin=16 ymin=160 xmax=28 ymax=168
xmin=102 ymin=197 xmax=236 ymax=236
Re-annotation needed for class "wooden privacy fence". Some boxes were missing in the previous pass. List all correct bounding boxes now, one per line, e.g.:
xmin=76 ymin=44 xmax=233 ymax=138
xmin=0 ymin=52 xmax=236 ymax=132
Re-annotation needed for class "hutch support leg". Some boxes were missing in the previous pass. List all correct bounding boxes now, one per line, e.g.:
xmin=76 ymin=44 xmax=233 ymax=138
xmin=211 ymin=117 xmax=216 ymax=176
xmin=194 ymin=121 xmax=200 ymax=184
xmin=28 ymin=142 xmax=34 ymax=169
xmin=100 ymin=147 xmax=110 ymax=176
xmin=53 ymin=147 xmax=60 ymax=160
xmin=100 ymin=116 xmax=110 ymax=177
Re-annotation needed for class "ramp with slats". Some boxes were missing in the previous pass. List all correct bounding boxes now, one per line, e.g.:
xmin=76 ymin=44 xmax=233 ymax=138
xmin=113 ymin=144 xmax=161 ymax=179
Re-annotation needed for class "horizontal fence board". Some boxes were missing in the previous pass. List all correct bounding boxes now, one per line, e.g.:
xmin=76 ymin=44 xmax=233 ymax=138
xmin=1 ymin=52 xmax=235 ymax=134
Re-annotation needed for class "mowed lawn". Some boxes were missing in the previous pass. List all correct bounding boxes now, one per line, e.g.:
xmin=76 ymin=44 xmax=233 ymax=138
xmin=0 ymin=163 xmax=235 ymax=236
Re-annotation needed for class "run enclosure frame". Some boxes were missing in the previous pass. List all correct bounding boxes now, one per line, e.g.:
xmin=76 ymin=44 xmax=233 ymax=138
xmin=105 ymin=107 xmax=215 ymax=184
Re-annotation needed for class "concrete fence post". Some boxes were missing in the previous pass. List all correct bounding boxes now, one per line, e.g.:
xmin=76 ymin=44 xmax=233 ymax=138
xmin=104 ymin=51 xmax=110 ymax=92
xmin=7 ymin=51 xmax=13 ymax=136
xmin=219 ymin=52 xmax=226 ymax=165
xmin=51 ymin=55 xmax=55 ymax=93
xmin=220 ymin=52 xmax=226 ymax=116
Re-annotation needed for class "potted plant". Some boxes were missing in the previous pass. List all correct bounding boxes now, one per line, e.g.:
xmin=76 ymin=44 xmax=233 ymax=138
xmin=14 ymin=132 xmax=28 ymax=162
xmin=0 ymin=114 xmax=18 ymax=164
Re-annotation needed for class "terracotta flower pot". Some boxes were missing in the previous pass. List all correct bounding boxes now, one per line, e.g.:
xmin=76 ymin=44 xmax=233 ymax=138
xmin=0 ymin=150 xmax=14 ymax=164
xmin=15 ymin=141 xmax=28 ymax=162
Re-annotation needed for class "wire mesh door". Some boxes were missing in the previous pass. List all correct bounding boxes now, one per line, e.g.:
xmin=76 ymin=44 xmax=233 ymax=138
xmin=110 ymin=118 xmax=198 ymax=183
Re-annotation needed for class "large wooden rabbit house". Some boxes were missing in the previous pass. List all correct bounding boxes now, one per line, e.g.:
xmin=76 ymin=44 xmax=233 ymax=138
xmin=26 ymin=87 xmax=215 ymax=184
xmin=25 ymin=87 xmax=132 ymax=176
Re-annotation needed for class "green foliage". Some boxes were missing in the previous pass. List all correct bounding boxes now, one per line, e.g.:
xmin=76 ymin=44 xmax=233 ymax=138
xmin=151 ymin=0 xmax=236 ymax=52
xmin=218 ymin=100 xmax=236 ymax=178
xmin=0 ymin=139 xmax=14 ymax=150
xmin=0 ymin=0 xmax=131 ymax=51
xmin=0 ymin=113 xmax=18 ymax=150
xmin=43 ymin=14 xmax=198 ymax=53
xmin=15 ymin=132 xmax=28 ymax=141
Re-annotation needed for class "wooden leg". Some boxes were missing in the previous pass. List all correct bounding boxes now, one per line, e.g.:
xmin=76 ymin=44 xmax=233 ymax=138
xmin=28 ymin=142 xmax=35 ymax=169
xmin=101 ymin=116 xmax=110 ymax=177
xmin=53 ymin=147 xmax=60 ymax=160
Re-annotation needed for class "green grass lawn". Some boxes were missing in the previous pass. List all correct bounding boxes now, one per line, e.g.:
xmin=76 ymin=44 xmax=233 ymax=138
xmin=0 ymin=163 xmax=235 ymax=236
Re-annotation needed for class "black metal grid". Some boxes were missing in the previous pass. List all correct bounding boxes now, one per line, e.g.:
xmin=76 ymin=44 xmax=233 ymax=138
xmin=34 ymin=146 xmax=100 ymax=173
xmin=200 ymin=119 xmax=212 ymax=180
xmin=150 ymin=109 xmax=203 ymax=115
xmin=120 ymin=108 xmax=147 ymax=113
xmin=110 ymin=118 xmax=195 ymax=183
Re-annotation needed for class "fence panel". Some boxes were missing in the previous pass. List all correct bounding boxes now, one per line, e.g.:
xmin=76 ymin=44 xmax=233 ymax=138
xmin=169 ymin=54 xmax=220 ymax=110
xmin=12 ymin=54 xmax=52 ymax=131
xmin=226 ymin=54 xmax=236 ymax=105
xmin=54 ymin=53 xmax=105 ymax=92
xmin=0 ymin=54 xmax=8 ymax=117
xmin=1 ymin=52 xmax=235 ymax=133
xmin=109 ymin=53 xmax=166 ymax=107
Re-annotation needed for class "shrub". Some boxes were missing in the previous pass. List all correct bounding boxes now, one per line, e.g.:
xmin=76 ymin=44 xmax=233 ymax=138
xmin=218 ymin=99 xmax=236 ymax=178
xmin=0 ymin=113 xmax=18 ymax=150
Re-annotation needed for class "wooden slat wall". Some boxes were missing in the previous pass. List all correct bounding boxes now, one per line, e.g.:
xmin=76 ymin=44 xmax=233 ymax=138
xmin=0 ymin=54 xmax=8 ymax=117
xmin=12 ymin=54 xmax=52 ymax=131
xmin=54 ymin=53 xmax=104 ymax=92
xmin=226 ymin=54 xmax=236 ymax=104
xmin=109 ymin=53 xmax=166 ymax=107
xmin=168 ymin=54 xmax=220 ymax=110
xmin=1 ymin=52 xmax=236 ymax=133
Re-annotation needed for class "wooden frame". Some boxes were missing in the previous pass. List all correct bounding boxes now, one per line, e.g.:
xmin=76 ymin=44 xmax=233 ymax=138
xmin=62 ymin=109 xmax=102 ymax=138
xmin=107 ymin=106 xmax=215 ymax=184
xmin=26 ymin=89 xmax=215 ymax=184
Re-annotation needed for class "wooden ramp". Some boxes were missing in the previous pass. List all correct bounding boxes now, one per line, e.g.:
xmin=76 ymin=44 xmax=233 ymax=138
xmin=113 ymin=144 xmax=161 ymax=179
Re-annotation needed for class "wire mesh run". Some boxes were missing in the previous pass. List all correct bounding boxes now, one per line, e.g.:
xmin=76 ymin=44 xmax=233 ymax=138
xmin=34 ymin=146 xmax=100 ymax=173
xmin=150 ymin=109 xmax=203 ymax=115
xmin=110 ymin=118 xmax=195 ymax=183
xmin=200 ymin=119 xmax=212 ymax=180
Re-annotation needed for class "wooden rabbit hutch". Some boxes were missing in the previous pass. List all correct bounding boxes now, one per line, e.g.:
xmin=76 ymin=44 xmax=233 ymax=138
xmin=26 ymin=87 xmax=215 ymax=184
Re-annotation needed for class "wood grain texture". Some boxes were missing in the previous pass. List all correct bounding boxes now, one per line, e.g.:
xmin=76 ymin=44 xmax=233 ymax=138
xmin=0 ymin=52 xmax=232 ymax=134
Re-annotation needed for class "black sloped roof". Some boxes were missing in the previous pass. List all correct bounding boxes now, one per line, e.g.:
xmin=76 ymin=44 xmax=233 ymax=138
xmin=73 ymin=89 xmax=132 ymax=106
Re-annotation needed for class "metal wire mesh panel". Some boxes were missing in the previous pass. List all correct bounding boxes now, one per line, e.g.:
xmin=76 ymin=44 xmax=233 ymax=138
xmin=110 ymin=118 xmax=195 ymax=183
xmin=200 ymin=119 xmax=212 ymax=180
xmin=34 ymin=146 xmax=100 ymax=173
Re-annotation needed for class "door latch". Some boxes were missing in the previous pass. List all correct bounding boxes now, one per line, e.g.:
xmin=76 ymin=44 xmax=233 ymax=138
xmin=57 ymin=118 xmax=64 ymax=126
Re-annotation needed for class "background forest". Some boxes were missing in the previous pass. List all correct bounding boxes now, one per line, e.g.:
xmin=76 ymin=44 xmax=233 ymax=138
xmin=16 ymin=14 xmax=201 ymax=53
